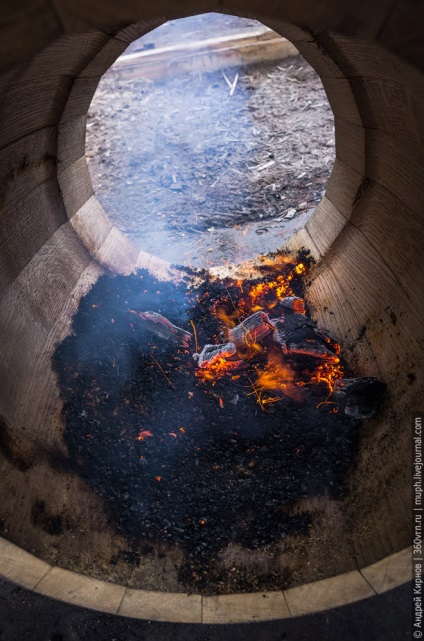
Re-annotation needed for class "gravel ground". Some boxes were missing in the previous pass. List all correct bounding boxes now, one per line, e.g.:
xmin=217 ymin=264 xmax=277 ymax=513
xmin=86 ymin=17 xmax=335 ymax=268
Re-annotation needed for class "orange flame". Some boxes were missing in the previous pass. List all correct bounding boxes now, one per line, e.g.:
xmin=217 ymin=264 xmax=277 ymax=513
xmin=294 ymin=263 xmax=306 ymax=275
xmin=212 ymin=298 xmax=243 ymax=329
xmin=249 ymin=352 xmax=304 ymax=409
xmin=194 ymin=256 xmax=343 ymax=413
xmin=196 ymin=357 xmax=241 ymax=383
xmin=247 ymin=274 xmax=294 ymax=310
xmin=310 ymin=362 xmax=344 ymax=393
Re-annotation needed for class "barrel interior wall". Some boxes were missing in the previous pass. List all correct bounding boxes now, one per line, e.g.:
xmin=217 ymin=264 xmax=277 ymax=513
xmin=295 ymin=31 xmax=424 ymax=563
xmin=0 ymin=0 xmax=423 ymax=596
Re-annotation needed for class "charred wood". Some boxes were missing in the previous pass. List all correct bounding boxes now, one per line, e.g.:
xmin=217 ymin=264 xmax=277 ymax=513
xmin=278 ymin=312 xmax=314 ymax=333
xmin=276 ymin=296 xmax=305 ymax=314
xmin=270 ymin=318 xmax=339 ymax=362
xmin=270 ymin=319 xmax=287 ymax=352
xmin=227 ymin=311 xmax=274 ymax=348
xmin=333 ymin=377 xmax=387 ymax=418
xmin=138 ymin=311 xmax=192 ymax=346
xmin=313 ymin=327 xmax=340 ymax=354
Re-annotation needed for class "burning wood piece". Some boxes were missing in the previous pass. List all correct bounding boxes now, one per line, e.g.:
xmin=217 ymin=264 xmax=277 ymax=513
xmin=270 ymin=319 xmax=339 ymax=362
xmin=285 ymin=336 xmax=340 ymax=362
xmin=279 ymin=312 xmax=314 ymax=333
xmin=138 ymin=311 xmax=192 ymax=346
xmin=277 ymin=296 xmax=305 ymax=314
xmin=333 ymin=377 xmax=387 ymax=418
xmin=313 ymin=327 xmax=340 ymax=354
xmin=193 ymin=343 xmax=237 ymax=368
xmin=227 ymin=311 xmax=274 ymax=349
xmin=270 ymin=319 xmax=288 ymax=351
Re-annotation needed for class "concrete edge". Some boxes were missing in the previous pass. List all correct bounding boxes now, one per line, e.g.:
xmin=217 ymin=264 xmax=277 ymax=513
xmin=0 ymin=537 xmax=412 ymax=623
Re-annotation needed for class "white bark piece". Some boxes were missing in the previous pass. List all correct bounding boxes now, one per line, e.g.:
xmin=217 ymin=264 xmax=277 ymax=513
xmin=195 ymin=342 xmax=237 ymax=368
xmin=228 ymin=311 xmax=273 ymax=348
xmin=139 ymin=311 xmax=192 ymax=346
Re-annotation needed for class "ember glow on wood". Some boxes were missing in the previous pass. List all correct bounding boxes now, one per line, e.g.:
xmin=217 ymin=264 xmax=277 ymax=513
xmin=193 ymin=342 xmax=237 ymax=367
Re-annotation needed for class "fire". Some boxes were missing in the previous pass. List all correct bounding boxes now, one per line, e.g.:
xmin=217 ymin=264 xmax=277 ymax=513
xmin=247 ymin=274 xmax=294 ymax=310
xmin=196 ymin=357 xmax=240 ymax=383
xmin=309 ymin=362 xmax=344 ymax=393
xmin=292 ymin=298 xmax=306 ymax=314
xmin=176 ymin=254 xmax=346 ymax=414
xmin=239 ymin=340 xmax=263 ymax=361
xmin=294 ymin=263 xmax=306 ymax=275
xmin=210 ymin=270 xmax=303 ymax=338
xmin=249 ymin=352 xmax=304 ymax=408
xmin=212 ymin=299 xmax=243 ymax=329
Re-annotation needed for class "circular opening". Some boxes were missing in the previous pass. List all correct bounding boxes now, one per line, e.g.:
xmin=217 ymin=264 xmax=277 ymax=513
xmin=85 ymin=13 xmax=335 ymax=268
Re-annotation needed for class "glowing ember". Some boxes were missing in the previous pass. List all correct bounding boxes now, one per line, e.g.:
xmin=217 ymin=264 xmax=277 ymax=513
xmin=310 ymin=362 xmax=344 ymax=392
xmin=228 ymin=311 xmax=273 ymax=349
xmin=196 ymin=357 xmax=242 ymax=383
xmin=195 ymin=343 xmax=237 ymax=368
xmin=192 ymin=257 xmax=347 ymax=410
xmin=137 ymin=430 xmax=153 ymax=440
xmin=294 ymin=263 xmax=306 ymax=275
xmin=247 ymin=274 xmax=293 ymax=309
xmin=279 ymin=296 xmax=305 ymax=314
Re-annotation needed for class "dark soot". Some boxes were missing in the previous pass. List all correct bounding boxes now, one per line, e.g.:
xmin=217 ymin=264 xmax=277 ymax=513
xmin=53 ymin=267 xmax=360 ymax=591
